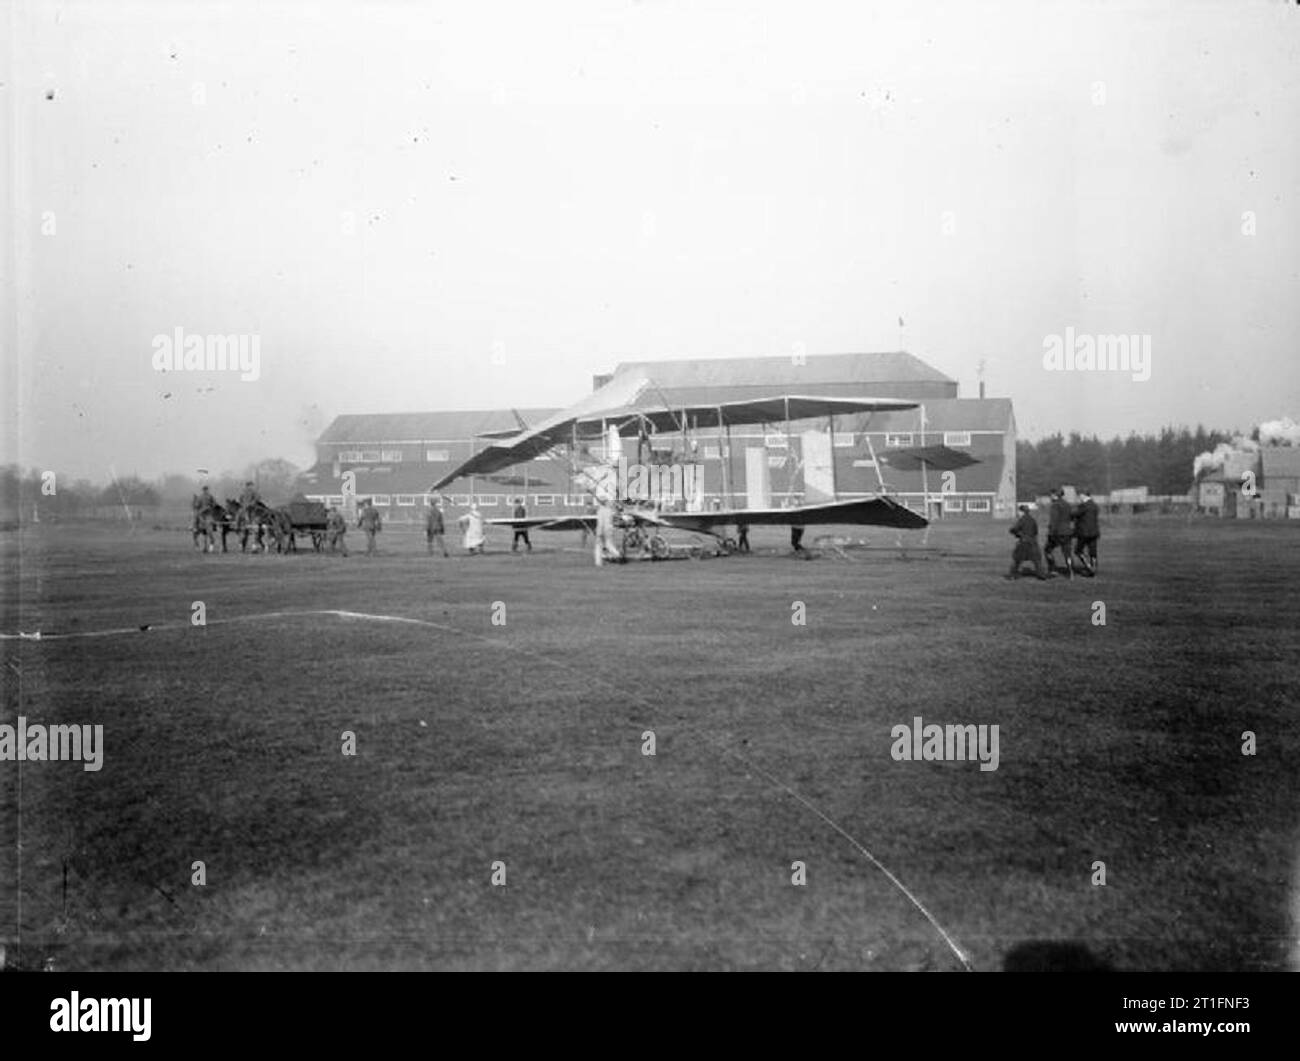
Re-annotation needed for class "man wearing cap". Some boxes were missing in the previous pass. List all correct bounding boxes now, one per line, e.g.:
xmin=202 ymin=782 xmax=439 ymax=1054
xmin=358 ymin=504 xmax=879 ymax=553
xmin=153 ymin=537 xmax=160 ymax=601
xmin=425 ymin=498 xmax=449 ymax=557
xmin=357 ymin=498 xmax=382 ymax=556
xmin=1044 ymin=488 xmax=1075 ymax=579
xmin=511 ymin=497 xmax=532 ymax=553
xmin=1006 ymin=503 xmax=1047 ymax=580
xmin=326 ymin=506 xmax=349 ymax=557
xmin=1072 ymin=490 xmax=1101 ymax=576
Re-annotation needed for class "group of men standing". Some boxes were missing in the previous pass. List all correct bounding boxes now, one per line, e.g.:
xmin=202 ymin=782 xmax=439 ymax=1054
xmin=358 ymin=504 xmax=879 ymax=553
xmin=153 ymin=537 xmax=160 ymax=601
xmin=1007 ymin=488 xmax=1101 ymax=580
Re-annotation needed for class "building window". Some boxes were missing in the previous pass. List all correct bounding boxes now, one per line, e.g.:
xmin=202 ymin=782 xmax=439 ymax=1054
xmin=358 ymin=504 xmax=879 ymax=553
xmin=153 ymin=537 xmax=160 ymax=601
xmin=767 ymin=455 xmax=787 ymax=468
xmin=965 ymin=498 xmax=991 ymax=513
xmin=943 ymin=431 xmax=972 ymax=447
xmin=372 ymin=494 xmax=391 ymax=506
xmin=382 ymin=450 xmax=404 ymax=463
xmin=360 ymin=451 xmax=381 ymax=463
xmin=885 ymin=433 xmax=913 ymax=448
xmin=533 ymin=494 xmax=556 ymax=506
xmin=426 ymin=449 xmax=450 ymax=462
xmin=943 ymin=498 xmax=964 ymax=513
xmin=833 ymin=431 xmax=856 ymax=447
xmin=338 ymin=450 xmax=362 ymax=463
xmin=702 ymin=445 xmax=721 ymax=460
xmin=450 ymin=494 xmax=471 ymax=506
xmin=764 ymin=434 xmax=788 ymax=449
xmin=396 ymin=494 xmax=417 ymax=506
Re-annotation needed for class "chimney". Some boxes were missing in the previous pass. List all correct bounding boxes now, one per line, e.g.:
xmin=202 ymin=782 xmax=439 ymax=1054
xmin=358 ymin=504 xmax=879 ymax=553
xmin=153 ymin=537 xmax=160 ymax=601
xmin=979 ymin=380 xmax=986 ymax=399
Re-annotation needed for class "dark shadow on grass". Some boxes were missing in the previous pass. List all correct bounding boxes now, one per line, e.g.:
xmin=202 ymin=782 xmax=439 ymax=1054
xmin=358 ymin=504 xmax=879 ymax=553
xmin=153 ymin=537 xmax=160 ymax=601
xmin=1003 ymin=940 xmax=1114 ymax=972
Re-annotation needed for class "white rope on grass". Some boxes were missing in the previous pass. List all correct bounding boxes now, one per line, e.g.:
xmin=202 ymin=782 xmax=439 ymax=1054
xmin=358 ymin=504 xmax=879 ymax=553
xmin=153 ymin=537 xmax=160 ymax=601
xmin=1 ymin=606 xmax=974 ymax=969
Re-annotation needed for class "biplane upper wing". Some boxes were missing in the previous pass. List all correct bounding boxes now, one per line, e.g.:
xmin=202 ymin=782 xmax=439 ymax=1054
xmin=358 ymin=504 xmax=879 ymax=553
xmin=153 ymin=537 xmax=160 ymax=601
xmin=658 ymin=496 xmax=927 ymax=532
xmin=429 ymin=376 xmax=918 ymax=490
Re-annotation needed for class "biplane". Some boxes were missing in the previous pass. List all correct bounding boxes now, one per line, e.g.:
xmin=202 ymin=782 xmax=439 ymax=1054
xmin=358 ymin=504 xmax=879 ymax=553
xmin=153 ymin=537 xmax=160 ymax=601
xmin=428 ymin=372 xmax=944 ymax=553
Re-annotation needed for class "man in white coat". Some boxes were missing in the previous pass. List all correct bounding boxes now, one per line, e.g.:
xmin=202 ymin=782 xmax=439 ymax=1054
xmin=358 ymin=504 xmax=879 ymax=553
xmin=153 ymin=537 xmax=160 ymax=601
xmin=459 ymin=503 xmax=486 ymax=554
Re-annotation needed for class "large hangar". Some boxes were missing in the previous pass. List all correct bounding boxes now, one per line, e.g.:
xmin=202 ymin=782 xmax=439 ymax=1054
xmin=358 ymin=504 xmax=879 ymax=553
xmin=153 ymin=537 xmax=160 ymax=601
xmin=303 ymin=351 xmax=1016 ymax=520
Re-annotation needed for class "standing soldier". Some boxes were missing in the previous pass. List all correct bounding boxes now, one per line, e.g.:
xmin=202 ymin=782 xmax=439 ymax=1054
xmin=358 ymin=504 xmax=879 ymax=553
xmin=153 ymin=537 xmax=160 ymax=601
xmin=326 ymin=506 xmax=349 ymax=556
xmin=736 ymin=521 xmax=751 ymax=554
xmin=192 ymin=485 xmax=214 ymax=550
xmin=1072 ymin=490 xmax=1101 ymax=576
xmin=239 ymin=480 xmax=261 ymax=511
xmin=1044 ymin=488 xmax=1075 ymax=579
xmin=357 ymin=498 xmax=382 ymax=556
xmin=425 ymin=498 xmax=449 ymax=557
xmin=511 ymin=497 xmax=532 ymax=553
xmin=1006 ymin=503 xmax=1047 ymax=580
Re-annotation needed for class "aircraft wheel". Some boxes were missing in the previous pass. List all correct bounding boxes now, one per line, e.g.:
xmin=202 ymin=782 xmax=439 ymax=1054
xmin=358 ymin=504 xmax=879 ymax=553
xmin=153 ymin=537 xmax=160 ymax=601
xmin=720 ymin=537 xmax=737 ymax=554
xmin=649 ymin=535 xmax=669 ymax=559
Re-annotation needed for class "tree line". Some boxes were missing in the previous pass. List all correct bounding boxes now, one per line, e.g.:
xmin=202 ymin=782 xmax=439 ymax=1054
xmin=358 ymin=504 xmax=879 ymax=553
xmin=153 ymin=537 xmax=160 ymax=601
xmin=1016 ymin=425 xmax=1238 ymax=498
xmin=0 ymin=458 xmax=304 ymax=520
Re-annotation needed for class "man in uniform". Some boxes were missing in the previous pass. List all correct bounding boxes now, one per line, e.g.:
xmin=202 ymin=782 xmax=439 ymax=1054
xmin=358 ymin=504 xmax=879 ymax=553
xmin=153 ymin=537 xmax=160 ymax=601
xmin=1006 ymin=503 xmax=1047 ymax=580
xmin=736 ymin=521 xmax=750 ymax=554
xmin=1072 ymin=490 xmax=1101 ymax=576
xmin=1044 ymin=488 xmax=1075 ymax=579
xmin=239 ymin=480 xmax=261 ymax=511
xmin=326 ymin=506 xmax=349 ymax=556
xmin=192 ymin=486 xmax=215 ymax=548
xmin=357 ymin=498 xmax=382 ymax=556
xmin=511 ymin=497 xmax=532 ymax=553
xmin=425 ymin=498 xmax=449 ymax=557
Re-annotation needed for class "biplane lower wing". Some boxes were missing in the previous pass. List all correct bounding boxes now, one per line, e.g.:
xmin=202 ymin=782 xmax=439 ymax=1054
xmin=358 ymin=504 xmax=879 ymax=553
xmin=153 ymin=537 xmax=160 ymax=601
xmin=657 ymin=497 xmax=927 ymax=533
xmin=487 ymin=515 xmax=594 ymax=532
xmin=489 ymin=497 xmax=925 ymax=536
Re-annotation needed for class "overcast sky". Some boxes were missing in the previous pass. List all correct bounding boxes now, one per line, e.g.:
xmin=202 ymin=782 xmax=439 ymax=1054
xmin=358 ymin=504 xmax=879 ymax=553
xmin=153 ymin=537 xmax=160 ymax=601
xmin=4 ymin=0 xmax=1298 ymax=481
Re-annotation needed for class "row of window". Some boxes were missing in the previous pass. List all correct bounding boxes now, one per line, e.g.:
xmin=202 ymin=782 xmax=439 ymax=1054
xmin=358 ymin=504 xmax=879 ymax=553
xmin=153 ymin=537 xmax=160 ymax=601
xmin=899 ymin=497 xmax=992 ymax=513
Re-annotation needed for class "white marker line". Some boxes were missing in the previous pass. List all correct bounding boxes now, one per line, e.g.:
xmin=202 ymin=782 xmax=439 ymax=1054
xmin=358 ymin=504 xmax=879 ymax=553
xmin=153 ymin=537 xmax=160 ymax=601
xmin=0 ymin=606 xmax=974 ymax=969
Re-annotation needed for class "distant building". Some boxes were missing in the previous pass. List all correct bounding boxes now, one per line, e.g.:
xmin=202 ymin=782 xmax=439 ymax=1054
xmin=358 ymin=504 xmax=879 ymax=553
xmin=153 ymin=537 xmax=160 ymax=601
xmin=306 ymin=351 xmax=1016 ymax=519
xmin=1260 ymin=447 xmax=1300 ymax=519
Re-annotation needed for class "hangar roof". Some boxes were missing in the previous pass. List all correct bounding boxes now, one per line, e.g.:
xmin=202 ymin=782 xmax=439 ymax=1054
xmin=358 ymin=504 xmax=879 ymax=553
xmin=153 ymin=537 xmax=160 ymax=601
xmin=319 ymin=408 xmax=559 ymax=444
xmin=610 ymin=351 xmax=956 ymax=389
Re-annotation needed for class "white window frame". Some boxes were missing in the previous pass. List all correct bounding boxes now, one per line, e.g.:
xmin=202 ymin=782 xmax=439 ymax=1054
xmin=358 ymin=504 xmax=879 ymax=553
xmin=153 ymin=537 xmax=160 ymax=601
xmin=833 ymin=431 xmax=855 ymax=447
xmin=476 ymin=494 xmax=500 ymax=507
xmin=426 ymin=449 xmax=450 ymax=462
xmin=965 ymin=498 xmax=991 ymax=513
xmin=943 ymin=431 xmax=972 ymax=447
xmin=885 ymin=433 xmax=913 ymax=448
xmin=943 ymin=498 xmax=964 ymax=513
xmin=533 ymin=494 xmax=556 ymax=506
xmin=764 ymin=434 xmax=789 ymax=449
xmin=396 ymin=494 xmax=417 ymax=506
xmin=381 ymin=450 xmax=404 ymax=462
xmin=372 ymin=494 xmax=392 ymax=506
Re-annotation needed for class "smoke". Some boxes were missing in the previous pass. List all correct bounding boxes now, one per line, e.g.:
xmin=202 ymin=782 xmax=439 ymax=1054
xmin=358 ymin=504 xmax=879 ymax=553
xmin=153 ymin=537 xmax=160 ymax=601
xmin=1192 ymin=415 xmax=1299 ymax=479
xmin=1259 ymin=417 xmax=1300 ymax=447
xmin=1193 ymin=437 xmax=1257 ymax=479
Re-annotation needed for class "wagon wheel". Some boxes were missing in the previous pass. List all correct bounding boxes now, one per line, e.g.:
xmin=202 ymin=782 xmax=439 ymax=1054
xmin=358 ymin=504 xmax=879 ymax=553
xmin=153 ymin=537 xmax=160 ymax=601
xmin=649 ymin=534 xmax=669 ymax=559
xmin=622 ymin=526 xmax=644 ymax=553
xmin=720 ymin=536 xmax=738 ymax=555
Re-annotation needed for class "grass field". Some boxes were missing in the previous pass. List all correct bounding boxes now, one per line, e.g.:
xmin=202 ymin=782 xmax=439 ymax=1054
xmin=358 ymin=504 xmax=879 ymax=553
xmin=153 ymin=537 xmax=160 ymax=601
xmin=2 ymin=515 xmax=1298 ymax=971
